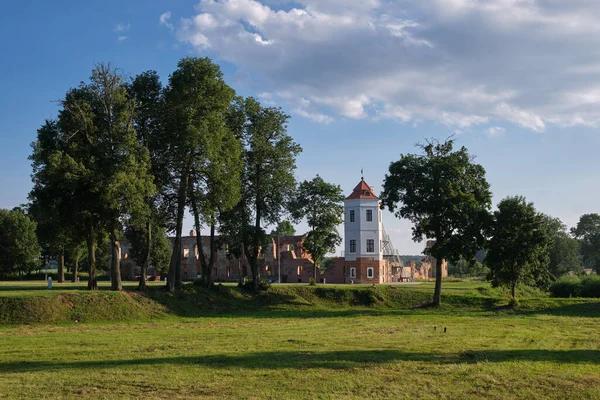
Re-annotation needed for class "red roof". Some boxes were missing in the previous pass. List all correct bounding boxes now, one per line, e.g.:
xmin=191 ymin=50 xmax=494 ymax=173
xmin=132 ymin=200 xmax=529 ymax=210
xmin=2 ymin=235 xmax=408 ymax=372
xmin=346 ymin=179 xmax=379 ymax=200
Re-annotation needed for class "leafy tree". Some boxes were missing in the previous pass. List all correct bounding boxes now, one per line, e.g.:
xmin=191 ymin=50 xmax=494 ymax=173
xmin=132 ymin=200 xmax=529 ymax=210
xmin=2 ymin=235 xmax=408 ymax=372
xmin=485 ymin=196 xmax=552 ymax=299
xmin=290 ymin=175 xmax=344 ymax=281
xmin=571 ymin=214 xmax=600 ymax=273
xmin=270 ymin=221 xmax=296 ymax=237
xmin=541 ymin=215 xmax=582 ymax=278
xmin=30 ymin=64 xmax=155 ymax=290
xmin=221 ymin=97 xmax=302 ymax=291
xmin=124 ymin=219 xmax=171 ymax=280
xmin=381 ymin=138 xmax=492 ymax=306
xmin=0 ymin=208 xmax=41 ymax=277
xmin=29 ymin=121 xmax=84 ymax=283
xmin=127 ymin=70 xmax=171 ymax=290
xmin=449 ymin=257 xmax=487 ymax=279
xmin=163 ymin=57 xmax=239 ymax=291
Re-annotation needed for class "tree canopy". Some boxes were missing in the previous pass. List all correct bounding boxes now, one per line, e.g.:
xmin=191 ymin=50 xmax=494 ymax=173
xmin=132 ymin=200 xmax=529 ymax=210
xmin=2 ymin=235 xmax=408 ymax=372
xmin=571 ymin=213 xmax=600 ymax=273
xmin=290 ymin=175 xmax=345 ymax=281
xmin=542 ymin=215 xmax=582 ymax=278
xmin=270 ymin=221 xmax=296 ymax=237
xmin=485 ymin=196 xmax=552 ymax=299
xmin=0 ymin=208 xmax=41 ymax=276
xmin=381 ymin=138 xmax=492 ymax=306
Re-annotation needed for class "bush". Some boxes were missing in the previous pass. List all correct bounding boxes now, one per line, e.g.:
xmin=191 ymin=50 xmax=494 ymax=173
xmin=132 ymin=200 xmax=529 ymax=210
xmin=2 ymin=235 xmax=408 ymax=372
xmin=550 ymin=275 xmax=600 ymax=298
xmin=309 ymin=277 xmax=316 ymax=286
xmin=242 ymin=278 xmax=271 ymax=292
xmin=579 ymin=275 xmax=600 ymax=298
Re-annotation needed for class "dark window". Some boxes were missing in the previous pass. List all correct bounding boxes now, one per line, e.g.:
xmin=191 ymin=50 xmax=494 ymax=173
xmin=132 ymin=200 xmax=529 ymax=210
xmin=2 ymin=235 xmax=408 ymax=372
xmin=367 ymin=268 xmax=374 ymax=278
xmin=350 ymin=240 xmax=356 ymax=253
xmin=367 ymin=239 xmax=374 ymax=252
xmin=350 ymin=210 xmax=355 ymax=222
xmin=366 ymin=209 xmax=373 ymax=222
xmin=350 ymin=268 xmax=356 ymax=278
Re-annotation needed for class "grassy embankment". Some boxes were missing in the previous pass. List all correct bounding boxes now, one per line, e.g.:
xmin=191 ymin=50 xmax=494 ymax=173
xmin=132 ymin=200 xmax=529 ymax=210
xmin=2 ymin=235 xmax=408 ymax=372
xmin=0 ymin=280 xmax=599 ymax=399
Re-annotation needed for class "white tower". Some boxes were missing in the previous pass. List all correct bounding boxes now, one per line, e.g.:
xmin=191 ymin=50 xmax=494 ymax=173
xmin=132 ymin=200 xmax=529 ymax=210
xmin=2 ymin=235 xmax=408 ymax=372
xmin=344 ymin=178 xmax=383 ymax=262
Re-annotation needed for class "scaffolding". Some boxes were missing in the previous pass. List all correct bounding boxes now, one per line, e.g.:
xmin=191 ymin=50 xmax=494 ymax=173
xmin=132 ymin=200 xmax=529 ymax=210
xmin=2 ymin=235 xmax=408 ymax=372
xmin=382 ymin=224 xmax=413 ymax=282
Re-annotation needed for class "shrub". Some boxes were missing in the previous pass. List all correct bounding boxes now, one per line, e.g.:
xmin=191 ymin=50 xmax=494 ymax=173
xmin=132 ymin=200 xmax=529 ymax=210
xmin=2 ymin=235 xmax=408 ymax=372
xmin=579 ymin=275 xmax=600 ymax=298
xmin=550 ymin=275 xmax=581 ymax=298
xmin=242 ymin=278 xmax=271 ymax=292
xmin=309 ymin=277 xmax=316 ymax=286
xmin=550 ymin=275 xmax=600 ymax=298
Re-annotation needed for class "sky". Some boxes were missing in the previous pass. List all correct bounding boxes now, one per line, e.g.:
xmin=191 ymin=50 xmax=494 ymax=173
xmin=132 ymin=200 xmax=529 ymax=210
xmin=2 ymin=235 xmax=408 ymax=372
xmin=1 ymin=0 xmax=600 ymax=255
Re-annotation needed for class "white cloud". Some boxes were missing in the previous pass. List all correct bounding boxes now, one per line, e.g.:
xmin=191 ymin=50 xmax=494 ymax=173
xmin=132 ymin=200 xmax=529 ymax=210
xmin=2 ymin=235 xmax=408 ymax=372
xmin=118 ymin=36 xmax=128 ymax=42
xmin=159 ymin=11 xmax=174 ymax=31
xmin=486 ymin=126 xmax=505 ymax=137
xmin=168 ymin=0 xmax=600 ymax=130
xmin=114 ymin=21 xmax=130 ymax=33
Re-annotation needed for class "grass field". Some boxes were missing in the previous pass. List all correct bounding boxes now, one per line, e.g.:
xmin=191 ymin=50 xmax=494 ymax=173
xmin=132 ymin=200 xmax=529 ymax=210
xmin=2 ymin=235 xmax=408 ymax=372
xmin=0 ymin=280 xmax=599 ymax=399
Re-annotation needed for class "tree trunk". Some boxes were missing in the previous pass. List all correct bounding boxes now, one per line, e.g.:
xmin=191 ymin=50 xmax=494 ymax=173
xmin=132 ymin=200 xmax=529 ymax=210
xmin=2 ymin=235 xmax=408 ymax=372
xmin=72 ymin=254 xmax=79 ymax=283
xmin=138 ymin=219 xmax=151 ymax=291
xmin=87 ymin=224 xmax=98 ymax=290
xmin=168 ymin=168 xmax=189 ymax=293
xmin=58 ymin=250 xmax=65 ymax=283
xmin=511 ymin=281 xmax=516 ymax=299
xmin=433 ymin=255 xmax=443 ymax=306
xmin=190 ymin=189 xmax=212 ymax=288
xmin=110 ymin=224 xmax=122 ymax=291
xmin=237 ymin=259 xmax=243 ymax=285
xmin=208 ymin=223 xmax=216 ymax=287
xmin=313 ymin=260 xmax=318 ymax=283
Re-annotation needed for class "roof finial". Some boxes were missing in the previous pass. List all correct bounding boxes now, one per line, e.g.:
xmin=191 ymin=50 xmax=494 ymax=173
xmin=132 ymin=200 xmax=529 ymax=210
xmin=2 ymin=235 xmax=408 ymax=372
xmin=361 ymin=167 xmax=364 ymax=180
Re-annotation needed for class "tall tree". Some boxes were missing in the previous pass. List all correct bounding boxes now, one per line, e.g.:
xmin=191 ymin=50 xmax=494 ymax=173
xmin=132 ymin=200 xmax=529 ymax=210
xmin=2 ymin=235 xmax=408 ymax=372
xmin=270 ymin=221 xmax=296 ymax=237
xmin=30 ymin=64 xmax=155 ymax=290
xmin=485 ymin=196 xmax=552 ymax=299
xmin=542 ymin=215 xmax=582 ymax=278
xmin=221 ymin=97 xmax=302 ymax=291
xmin=571 ymin=214 xmax=600 ymax=273
xmin=290 ymin=175 xmax=344 ymax=281
xmin=0 ymin=208 xmax=41 ymax=277
xmin=381 ymin=138 xmax=492 ymax=306
xmin=163 ymin=57 xmax=239 ymax=292
xmin=127 ymin=70 xmax=170 ymax=290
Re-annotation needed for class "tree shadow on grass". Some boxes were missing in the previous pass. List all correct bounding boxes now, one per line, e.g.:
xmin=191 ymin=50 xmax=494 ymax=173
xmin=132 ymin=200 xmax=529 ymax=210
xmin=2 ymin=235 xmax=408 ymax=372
xmin=515 ymin=301 xmax=600 ymax=318
xmin=2 ymin=349 xmax=599 ymax=374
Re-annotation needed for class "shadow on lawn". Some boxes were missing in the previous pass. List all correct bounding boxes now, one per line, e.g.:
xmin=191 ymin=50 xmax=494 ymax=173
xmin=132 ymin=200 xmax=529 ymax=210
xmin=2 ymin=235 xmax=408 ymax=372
xmin=2 ymin=349 xmax=599 ymax=373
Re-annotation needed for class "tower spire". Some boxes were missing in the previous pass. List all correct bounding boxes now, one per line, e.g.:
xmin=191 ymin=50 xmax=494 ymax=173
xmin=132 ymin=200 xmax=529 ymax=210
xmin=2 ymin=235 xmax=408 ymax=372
xmin=361 ymin=167 xmax=364 ymax=180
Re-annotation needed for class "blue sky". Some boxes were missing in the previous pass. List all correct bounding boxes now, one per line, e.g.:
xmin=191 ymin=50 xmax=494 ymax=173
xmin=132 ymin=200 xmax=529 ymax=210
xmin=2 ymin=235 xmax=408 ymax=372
xmin=1 ymin=0 xmax=600 ymax=254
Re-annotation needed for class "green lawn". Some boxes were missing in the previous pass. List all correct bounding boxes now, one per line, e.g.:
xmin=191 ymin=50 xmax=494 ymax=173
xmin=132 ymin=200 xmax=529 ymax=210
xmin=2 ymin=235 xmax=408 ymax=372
xmin=0 ymin=281 xmax=599 ymax=399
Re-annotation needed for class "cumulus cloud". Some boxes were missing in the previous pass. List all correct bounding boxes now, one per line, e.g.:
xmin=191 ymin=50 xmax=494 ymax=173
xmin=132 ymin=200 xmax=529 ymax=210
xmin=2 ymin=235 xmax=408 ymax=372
xmin=168 ymin=0 xmax=600 ymax=131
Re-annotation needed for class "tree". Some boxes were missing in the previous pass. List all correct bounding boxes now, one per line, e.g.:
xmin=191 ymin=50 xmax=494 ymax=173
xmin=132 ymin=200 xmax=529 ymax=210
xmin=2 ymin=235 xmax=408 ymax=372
xmin=127 ymin=70 xmax=171 ymax=290
xmin=290 ymin=175 xmax=344 ymax=281
xmin=485 ymin=196 xmax=552 ymax=299
xmin=30 ymin=64 xmax=155 ymax=290
xmin=571 ymin=214 xmax=600 ymax=273
xmin=381 ymin=138 xmax=492 ymax=306
xmin=270 ymin=221 xmax=296 ymax=237
xmin=541 ymin=215 xmax=582 ymax=278
xmin=0 ymin=208 xmax=41 ymax=277
xmin=163 ymin=57 xmax=239 ymax=292
xmin=449 ymin=257 xmax=487 ymax=279
xmin=124 ymin=219 xmax=171 ymax=282
xmin=29 ymin=121 xmax=84 ymax=283
xmin=221 ymin=97 xmax=302 ymax=291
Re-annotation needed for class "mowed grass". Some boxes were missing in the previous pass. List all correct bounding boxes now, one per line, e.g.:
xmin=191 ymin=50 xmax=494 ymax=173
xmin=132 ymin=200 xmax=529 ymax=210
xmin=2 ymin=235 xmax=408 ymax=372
xmin=0 ymin=281 xmax=599 ymax=399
